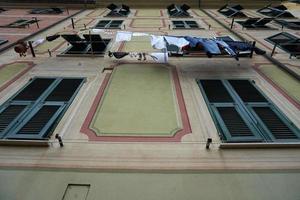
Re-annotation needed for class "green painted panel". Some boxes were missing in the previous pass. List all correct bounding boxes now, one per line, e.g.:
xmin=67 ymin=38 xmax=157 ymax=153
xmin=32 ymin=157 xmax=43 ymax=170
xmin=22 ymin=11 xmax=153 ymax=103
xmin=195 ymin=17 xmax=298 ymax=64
xmin=91 ymin=64 xmax=181 ymax=136
xmin=0 ymin=169 xmax=300 ymax=200
xmin=259 ymin=65 xmax=300 ymax=103
xmin=121 ymin=36 xmax=158 ymax=52
xmin=0 ymin=63 xmax=25 ymax=87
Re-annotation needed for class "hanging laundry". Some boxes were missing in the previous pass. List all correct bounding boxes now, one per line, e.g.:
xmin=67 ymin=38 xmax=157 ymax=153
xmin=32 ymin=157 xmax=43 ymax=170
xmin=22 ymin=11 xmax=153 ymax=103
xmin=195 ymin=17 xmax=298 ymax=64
xmin=200 ymin=38 xmax=221 ymax=54
xmin=164 ymin=36 xmax=189 ymax=48
xmin=137 ymin=53 xmax=147 ymax=61
xmin=184 ymin=36 xmax=199 ymax=47
xmin=184 ymin=36 xmax=221 ymax=54
xmin=32 ymin=38 xmax=45 ymax=47
xmin=150 ymin=52 xmax=168 ymax=63
xmin=150 ymin=35 xmax=166 ymax=49
xmin=115 ymin=31 xmax=132 ymax=42
xmin=224 ymin=41 xmax=265 ymax=55
xmin=215 ymin=40 xmax=237 ymax=59
xmin=46 ymin=34 xmax=60 ymax=42
xmin=108 ymin=51 xmax=129 ymax=59
xmin=133 ymin=32 xmax=149 ymax=37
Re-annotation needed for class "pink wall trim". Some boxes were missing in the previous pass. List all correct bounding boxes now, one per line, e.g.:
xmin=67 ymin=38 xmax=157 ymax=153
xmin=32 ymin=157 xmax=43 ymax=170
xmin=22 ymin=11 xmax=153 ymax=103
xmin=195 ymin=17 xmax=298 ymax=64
xmin=80 ymin=63 xmax=192 ymax=142
xmin=0 ymin=61 xmax=35 ymax=93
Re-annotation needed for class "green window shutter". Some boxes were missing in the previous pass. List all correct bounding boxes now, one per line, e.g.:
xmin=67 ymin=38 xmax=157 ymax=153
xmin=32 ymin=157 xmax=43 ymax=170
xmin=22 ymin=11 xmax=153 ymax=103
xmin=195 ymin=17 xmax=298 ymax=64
xmin=7 ymin=104 xmax=64 ymax=140
xmin=228 ymin=80 xmax=267 ymax=102
xmin=199 ymin=80 xmax=233 ymax=103
xmin=172 ymin=21 xmax=185 ymax=29
xmin=0 ymin=105 xmax=28 ymax=137
xmin=172 ymin=20 xmax=199 ymax=29
xmin=13 ymin=78 xmax=55 ymax=101
xmin=212 ymin=105 xmax=262 ymax=142
xmin=45 ymin=79 xmax=84 ymax=102
xmin=198 ymin=79 xmax=300 ymax=143
xmin=95 ymin=20 xmax=123 ymax=29
xmin=108 ymin=20 xmax=123 ymax=28
xmin=249 ymin=106 xmax=300 ymax=141
xmin=198 ymin=80 xmax=262 ymax=142
xmin=95 ymin=20 xmax=111 ymax=28
xmin=228 ymin=80 xmax=300 ymax=142
xmin=185 ymin=21 xmax=199 ymax=28
xmin=0 ymin=77 xmax=85 ymax=140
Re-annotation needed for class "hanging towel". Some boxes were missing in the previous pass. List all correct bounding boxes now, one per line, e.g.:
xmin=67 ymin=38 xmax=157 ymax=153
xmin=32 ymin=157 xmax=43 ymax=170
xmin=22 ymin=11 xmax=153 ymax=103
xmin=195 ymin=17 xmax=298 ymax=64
xmin=150 ymin=52 xmax=168 ymax=63
xmin=115 ymin=31 xmax=132 ymax=42
xmin=164 ymin=36 xmax=189 ymax=48
xmin=150 ymin=35 xmax=166 ymax=49
xmin=32 ymin=38 xmax=45 ymax=47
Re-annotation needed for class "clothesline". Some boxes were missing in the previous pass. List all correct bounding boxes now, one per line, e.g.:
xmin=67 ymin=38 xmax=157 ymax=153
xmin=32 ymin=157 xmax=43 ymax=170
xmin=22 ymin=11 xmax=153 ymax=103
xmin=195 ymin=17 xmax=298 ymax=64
xmin=113 ymin=31 xmax=266 ymax=61
xmin=108 ymin=51 xmax=168 ymax=63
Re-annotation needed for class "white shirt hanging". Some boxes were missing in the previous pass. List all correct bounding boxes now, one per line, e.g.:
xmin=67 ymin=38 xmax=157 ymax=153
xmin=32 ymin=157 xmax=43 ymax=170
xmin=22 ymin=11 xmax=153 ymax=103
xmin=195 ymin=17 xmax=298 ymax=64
xmin=150 ymin=35 xmax=166 ymax=49
xmin=164 ymin=36 xmax=189 ymax=48
xmin=150 ymin=52 xmax=168 ymax=63
xmin=115 ymin=31 xmax=132 ymax=42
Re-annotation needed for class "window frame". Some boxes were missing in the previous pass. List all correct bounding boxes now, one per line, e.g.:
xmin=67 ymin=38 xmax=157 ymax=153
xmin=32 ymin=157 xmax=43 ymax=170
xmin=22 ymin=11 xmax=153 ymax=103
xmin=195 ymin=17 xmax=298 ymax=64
xmin=0 ymin=77 xmax=85 ymax=140
xmin=197 ymin=79 xmax=300 ymax=143
xmin=172 ymin=20 xmax=200 ymax=29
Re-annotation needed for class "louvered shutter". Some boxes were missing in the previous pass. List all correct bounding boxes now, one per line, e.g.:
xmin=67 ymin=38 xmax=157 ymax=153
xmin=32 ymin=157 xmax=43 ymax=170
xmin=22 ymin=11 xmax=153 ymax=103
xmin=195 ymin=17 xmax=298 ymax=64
xmin=199 ymin=80 xmax=233 ymax=103
xmin=7 ymin=105 xmax=64 ymax=139
xmin=0 ymin=105 xmax=27 ymax=137
xmin=0 ymin=78 xmax=84 ymax=140
xmin=198 ymin=80 xmax=262 ymax=142
xmin=13 ymin=78 xmax=55 ymax=101
xmin=251 ymin=106 xmax=300 ymax=141
xmin=45 ymin=79 xmax=83 ymax=102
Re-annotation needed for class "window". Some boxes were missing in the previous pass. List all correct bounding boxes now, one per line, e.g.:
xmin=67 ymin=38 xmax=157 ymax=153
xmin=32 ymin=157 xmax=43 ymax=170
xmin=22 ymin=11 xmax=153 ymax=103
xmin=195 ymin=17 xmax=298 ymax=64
xmin=257 ymin=5 xmax=295 ymax=18
xmin=275 ymin=20 xmax=300 ymax=30
xmin=172 ymin=20 xmax=200 ymax=29
xmin=218 ymin=4 xmax=247 ymax=18
xmin=266 ymin=32 xmax=298 ymax=45
xmin=0 ymin=19 xmax=38 ymax=28
xmin=0 ymin=39 xmax=8 ymax=46
xmin=94 ymin=20 xmax=123 ymax=29
xmin=60 ymin=34 xmax=111 ymax=56
xmin=265 ymin=32 xmax=300 ymax=56
xmin=197 ymin=79 xmax=300 ymax=143
xmin=167 ymin=4 xmax=191 ymax=17
xmin=0 ymin=77 xmax=85 ymax=140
